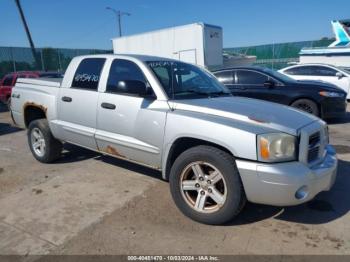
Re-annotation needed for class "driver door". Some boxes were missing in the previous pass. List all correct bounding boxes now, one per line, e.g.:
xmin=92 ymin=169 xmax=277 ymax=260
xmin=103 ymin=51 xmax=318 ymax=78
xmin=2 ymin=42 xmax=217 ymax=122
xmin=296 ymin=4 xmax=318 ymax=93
xmin=235 ymin=69 xmax=285 ymax=103
xmin=95 ymin=59 xmax=168 ymax=168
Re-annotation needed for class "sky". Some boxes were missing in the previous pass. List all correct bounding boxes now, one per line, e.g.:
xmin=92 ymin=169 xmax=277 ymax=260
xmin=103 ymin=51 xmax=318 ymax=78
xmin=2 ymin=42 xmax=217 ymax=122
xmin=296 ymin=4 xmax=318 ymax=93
xmin=1 ymin=0 xmax=350 ymax=50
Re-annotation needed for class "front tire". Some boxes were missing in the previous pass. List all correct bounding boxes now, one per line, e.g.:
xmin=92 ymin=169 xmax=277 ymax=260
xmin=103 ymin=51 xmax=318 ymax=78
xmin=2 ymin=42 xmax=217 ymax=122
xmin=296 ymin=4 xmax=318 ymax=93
xmin=28 ymin=119 xmax=62 ymax=163
xmin=291 ymin=99 xmax=319 ymax=117
xmin=169 ymin=145 xmax=246 ymax=225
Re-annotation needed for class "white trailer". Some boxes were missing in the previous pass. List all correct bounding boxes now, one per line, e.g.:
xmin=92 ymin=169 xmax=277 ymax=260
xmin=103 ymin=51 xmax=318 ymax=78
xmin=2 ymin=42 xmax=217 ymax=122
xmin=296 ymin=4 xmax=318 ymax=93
xmin=112 ymin=23 xmax=223 ymax=68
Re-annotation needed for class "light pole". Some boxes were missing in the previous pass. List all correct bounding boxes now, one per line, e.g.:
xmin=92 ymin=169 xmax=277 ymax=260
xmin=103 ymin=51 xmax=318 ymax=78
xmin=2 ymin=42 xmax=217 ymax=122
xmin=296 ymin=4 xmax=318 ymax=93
xmin=106 ymin=7 xmax=131 ymax=37
xmin=14 ymin=0 xmax=40 ymax=68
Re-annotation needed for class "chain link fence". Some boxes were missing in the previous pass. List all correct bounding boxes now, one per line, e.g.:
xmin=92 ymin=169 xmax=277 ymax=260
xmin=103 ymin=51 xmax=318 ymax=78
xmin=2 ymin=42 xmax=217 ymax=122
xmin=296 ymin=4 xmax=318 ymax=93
xmin=0 ymin=47 xmax=112 ymax=78
xmin=1 ymin=39 xmax=335 ymax=78
xmin=224 ymin=38 xmax=334 ymax=69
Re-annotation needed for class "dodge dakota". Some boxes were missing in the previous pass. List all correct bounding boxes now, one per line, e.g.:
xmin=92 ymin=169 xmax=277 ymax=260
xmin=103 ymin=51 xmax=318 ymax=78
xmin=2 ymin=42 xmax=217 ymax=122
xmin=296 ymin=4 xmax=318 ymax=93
xmin=10 ymin=54 xmax=338 ymax=224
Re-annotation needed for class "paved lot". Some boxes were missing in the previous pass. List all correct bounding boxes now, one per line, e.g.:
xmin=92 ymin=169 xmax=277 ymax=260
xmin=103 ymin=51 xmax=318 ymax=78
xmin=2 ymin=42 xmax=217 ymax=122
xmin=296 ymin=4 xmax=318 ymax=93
xmin=0 ymin=103 xmax=349 ymax=256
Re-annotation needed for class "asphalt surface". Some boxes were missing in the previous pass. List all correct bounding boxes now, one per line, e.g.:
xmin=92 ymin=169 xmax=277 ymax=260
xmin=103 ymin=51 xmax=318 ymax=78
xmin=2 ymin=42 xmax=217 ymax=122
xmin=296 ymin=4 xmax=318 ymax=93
xmin=0 ymin=103 xmax=349 ymax=257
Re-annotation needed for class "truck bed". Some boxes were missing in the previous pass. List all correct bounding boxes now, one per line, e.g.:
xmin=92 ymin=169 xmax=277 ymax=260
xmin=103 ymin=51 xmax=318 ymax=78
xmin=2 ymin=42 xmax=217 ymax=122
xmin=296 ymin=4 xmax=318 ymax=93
xmin=11 ymin=78 xmax=62 ymax=128
xmin=16 ymin=77 xmax=62 ymax=88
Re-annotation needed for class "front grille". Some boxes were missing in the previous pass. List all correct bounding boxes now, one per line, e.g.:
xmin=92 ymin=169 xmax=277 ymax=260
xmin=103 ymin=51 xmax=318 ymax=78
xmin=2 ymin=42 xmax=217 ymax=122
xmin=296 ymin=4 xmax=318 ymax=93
xmin=308 ymin=131 xmax=321 ymax=163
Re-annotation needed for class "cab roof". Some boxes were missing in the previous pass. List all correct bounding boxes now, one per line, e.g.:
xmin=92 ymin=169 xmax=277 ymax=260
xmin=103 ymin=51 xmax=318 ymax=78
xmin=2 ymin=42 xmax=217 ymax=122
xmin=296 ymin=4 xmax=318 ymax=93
xmin=74 ymin=54 xmax=179 ymax=62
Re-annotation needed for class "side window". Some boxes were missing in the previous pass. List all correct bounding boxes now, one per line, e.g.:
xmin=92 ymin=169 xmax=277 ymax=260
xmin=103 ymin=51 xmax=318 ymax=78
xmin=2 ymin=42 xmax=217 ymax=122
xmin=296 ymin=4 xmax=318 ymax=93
xmin=285 ymin=66 xmax=314 ymax=76
xmin=284 ymin=67 xmax=301 ymax=75
xmin=313 ymin=66 xmax=337 ymax=77
xmin=236 ymin=70 xmax=268 ymax=85
xmin=72 ymin=58 xmax=106 ymax=90
xmin=106 ymin=59 xmax=148 ymax=95
xmin=2 ymin=75 xmax=14 ymax=86
xmin=214 ymin=71 xmax=233 ymax=85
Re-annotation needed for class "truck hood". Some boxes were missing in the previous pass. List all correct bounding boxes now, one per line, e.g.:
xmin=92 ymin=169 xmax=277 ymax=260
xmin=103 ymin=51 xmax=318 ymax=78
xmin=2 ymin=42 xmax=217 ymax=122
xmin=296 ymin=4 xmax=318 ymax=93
xmin=170 ymin=96 xmax=319 ymax=136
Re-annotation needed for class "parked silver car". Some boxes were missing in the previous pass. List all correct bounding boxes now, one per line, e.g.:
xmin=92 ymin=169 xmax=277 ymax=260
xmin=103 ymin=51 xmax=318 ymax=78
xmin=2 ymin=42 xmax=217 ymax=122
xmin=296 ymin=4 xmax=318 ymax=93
xmin=10 ymin=54 xmax=337 ymax=224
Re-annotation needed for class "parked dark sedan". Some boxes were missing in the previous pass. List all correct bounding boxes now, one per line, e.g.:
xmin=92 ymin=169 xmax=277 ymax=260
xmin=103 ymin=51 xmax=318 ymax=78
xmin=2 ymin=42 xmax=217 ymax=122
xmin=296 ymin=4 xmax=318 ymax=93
xmin=213 ymin=66 xmax=347 ymax=119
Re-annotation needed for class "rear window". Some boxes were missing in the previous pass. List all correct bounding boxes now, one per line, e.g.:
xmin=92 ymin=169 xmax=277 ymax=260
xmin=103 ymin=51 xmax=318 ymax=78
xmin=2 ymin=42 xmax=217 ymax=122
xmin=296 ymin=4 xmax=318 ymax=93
xmin=285 ymin=66 xmax=338 ymax=76
xmin=285 ymin=66 xmax=329 ymax=76
xmin=72 ymin=58 xmax=106 ymax=90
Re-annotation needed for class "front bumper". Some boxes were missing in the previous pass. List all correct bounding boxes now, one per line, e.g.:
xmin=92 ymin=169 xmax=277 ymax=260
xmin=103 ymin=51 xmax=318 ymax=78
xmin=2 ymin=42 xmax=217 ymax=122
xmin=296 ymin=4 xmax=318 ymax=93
xmin=321 ymin=97 xmax=347 ymax=119
xmin=236 ymin=145 xmax=337 ymax=206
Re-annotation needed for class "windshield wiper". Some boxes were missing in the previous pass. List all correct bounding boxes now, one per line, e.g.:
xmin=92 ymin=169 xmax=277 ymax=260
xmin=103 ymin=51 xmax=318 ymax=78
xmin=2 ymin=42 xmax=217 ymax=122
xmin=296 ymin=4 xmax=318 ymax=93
xmin=207 ymin=91 xmax=232 ymax=97
xmin=173 ymin=89 xmax=231 ymax=98
xmin=173 ymin=90 xmax=210 ymax=96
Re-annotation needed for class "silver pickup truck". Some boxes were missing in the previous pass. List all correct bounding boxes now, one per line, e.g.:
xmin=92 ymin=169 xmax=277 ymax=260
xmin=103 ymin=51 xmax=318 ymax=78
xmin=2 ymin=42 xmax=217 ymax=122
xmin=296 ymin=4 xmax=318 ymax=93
xmin=11 ymin=54 xmax=337 ymax=224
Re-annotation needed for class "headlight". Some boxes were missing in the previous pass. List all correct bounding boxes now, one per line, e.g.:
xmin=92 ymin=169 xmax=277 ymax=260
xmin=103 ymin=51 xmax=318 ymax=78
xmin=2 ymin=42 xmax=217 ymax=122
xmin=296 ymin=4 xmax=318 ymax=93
xmin=319 ymin=91 xmax=344 ymax=98
xmin=257 ymin=133 xmax=297 ymax=162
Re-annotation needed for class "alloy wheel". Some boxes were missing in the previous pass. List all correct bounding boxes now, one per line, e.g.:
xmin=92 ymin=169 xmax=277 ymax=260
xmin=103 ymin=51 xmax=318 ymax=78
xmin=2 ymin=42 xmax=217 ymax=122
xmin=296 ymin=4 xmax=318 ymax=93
xmin=30 ymin=127 xmax=46 ymax=157
xmin=180 ymin=161 xmax=227 ymax=213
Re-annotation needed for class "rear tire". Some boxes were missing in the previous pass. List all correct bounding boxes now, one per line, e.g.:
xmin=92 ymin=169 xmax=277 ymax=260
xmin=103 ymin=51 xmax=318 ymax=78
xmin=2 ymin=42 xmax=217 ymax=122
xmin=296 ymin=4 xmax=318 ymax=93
xmin=169 ymin=145 xmax=246 ymax=225
xmin=291 ymin=99 xmax=319 ymax=117
xmin=28 ymin=119 xmax=62 ymax=163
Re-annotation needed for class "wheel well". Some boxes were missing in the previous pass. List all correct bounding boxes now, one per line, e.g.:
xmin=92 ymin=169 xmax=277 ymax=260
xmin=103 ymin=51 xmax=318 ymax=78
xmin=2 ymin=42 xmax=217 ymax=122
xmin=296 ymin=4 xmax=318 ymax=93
xmin=164 ymin=137 xmax=233 ymax=180
xmin=24 ymin=105 xmax=46 ymax=127
xmin=289 ymin=97 xmax=321 ymax=114
xmin=289 ymin=97 xmax=319 ymax=107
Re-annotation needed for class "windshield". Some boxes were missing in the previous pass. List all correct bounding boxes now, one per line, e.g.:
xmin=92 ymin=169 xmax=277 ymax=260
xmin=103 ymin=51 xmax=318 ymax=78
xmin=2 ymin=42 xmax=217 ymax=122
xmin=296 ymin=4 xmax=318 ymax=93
xmin=261 ymin=67 xmax=296 ymax=83
xmin=339 ymin=67 xmax=350 ymax=74
xmin=146 ymin=61 xmax=231 ymax=99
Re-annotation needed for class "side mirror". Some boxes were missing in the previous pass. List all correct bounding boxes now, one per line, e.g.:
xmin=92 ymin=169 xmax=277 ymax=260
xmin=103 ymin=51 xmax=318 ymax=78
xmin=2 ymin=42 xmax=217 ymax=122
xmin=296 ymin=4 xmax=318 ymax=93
xmin=117 ymin=80 xmax=155 ymax=98
xmin=336 ymin=72 xmax=344 ymax=79
xmin=264 ymin=80 xmax=275 ymax=88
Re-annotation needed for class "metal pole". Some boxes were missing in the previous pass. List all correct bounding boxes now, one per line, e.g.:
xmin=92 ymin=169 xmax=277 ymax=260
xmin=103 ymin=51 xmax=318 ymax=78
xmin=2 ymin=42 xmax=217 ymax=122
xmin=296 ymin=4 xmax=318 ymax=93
xmin=272 ymin=42 xmax=275 ymax=69
xmin=10 ymin=47 xmax=17 ymax=72
xmin=118 ymin=11 xmax=122 ymax=37
xmin=106 ymin=7 xmax=130 ymax=37
xmin=14 ymin=0 xmax=40 ymax=67
xmin=40 ymin=50 xmax=45 ymax=71
xmin=57 ymin=49 xmax=62 ymax=72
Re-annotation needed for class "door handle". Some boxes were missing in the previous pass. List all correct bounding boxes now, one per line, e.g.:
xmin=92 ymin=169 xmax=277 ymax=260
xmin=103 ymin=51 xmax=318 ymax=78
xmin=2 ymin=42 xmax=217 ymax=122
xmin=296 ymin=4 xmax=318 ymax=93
xmin=101 ymin=102 xmax=116 ymax=110
xmin=61 ymin=96 xmax=72 ymax=102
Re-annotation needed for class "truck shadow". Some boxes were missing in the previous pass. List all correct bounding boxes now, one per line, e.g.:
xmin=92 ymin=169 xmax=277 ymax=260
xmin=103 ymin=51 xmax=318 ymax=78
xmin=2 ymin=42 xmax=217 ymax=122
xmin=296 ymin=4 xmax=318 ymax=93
xmin=0 ymin=123 xmax=21 ymax=136
xmin=0 ymin=103 xmax=9 ymax=113
xmin=57 ymin=144 xmax=162 ymax=181
xmin=229 ymin=159 xmax=350 ymax=226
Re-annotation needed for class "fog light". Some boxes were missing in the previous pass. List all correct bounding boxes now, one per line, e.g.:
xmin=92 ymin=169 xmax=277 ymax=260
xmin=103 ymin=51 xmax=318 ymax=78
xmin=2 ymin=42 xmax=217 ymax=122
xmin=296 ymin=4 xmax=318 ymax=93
xmin=295 ymin=186 xmax=309 ymax=200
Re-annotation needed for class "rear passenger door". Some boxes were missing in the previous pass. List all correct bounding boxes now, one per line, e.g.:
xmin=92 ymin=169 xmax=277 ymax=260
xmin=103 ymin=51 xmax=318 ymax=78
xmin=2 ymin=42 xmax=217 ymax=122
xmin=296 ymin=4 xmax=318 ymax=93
xmin=56 ymin=58 xmax=106 ymax=150
xmin=95 ymin=59 xmax=167 ymax=168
